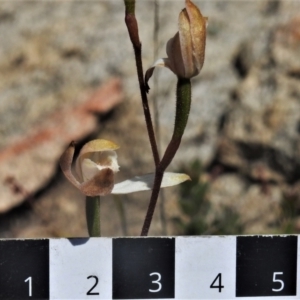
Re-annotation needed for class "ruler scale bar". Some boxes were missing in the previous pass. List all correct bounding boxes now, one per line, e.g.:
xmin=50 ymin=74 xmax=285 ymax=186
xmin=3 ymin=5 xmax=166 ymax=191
xmin=0 ymin=235 xmax=298 ymax=299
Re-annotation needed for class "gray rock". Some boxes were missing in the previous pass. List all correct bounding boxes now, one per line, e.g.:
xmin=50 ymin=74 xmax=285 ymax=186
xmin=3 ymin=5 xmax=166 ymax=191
xmin=219 ymin=15 xmax=300 ymax=183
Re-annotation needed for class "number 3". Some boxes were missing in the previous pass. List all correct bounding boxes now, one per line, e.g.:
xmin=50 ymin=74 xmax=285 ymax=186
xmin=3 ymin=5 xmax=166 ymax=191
xmin=149 ymin=272 xmax=162 ymax=293
xmin=272 ymin=272 xmax=284 ymax=292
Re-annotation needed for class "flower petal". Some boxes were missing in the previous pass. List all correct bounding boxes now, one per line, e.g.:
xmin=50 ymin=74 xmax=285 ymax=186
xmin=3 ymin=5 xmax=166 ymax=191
xmin=81 ymin=168 xmax=114 ymax=196
xmin=80 ymin=158 xmax=101 ymax=182
xmin=166 ymin=31 xmax=186 ymax=78
xmin=185 ymin=0 xmax=207 ymax=72
xmin=178 ymin=9 xmax=196 ymax=78
xmin=145 ymin=58 xmax=171 ymax=92
xmin=76 ymin=139 xmax=119 ymax=181
xmin=111 ymin=172 xmax=190 ymax=194
xmin=59 ymin=142 xmax=82 ymax=190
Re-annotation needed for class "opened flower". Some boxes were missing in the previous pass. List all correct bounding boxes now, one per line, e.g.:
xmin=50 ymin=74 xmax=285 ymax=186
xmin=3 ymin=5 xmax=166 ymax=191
xmin=145 ymin=0 xmax=207 ymax=87
xmin=60 ymin=139 xmax=190 ymax=197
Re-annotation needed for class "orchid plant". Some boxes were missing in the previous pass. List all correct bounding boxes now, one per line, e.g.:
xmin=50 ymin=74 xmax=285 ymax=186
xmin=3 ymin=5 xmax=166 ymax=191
xmin=60 ymin=0 xmax=206 ymax=237
xmin=124 ymin=0 xmax=207 ymax=235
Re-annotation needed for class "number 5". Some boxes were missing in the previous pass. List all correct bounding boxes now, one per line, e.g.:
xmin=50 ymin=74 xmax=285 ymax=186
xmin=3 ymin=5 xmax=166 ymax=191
xmin=272 ymin=272 xmax=284 ymax=292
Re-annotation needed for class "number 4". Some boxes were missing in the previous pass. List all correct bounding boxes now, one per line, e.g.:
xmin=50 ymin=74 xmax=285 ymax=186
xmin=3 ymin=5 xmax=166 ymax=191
xmin=210 ymin=273 xmax=224 ymax=293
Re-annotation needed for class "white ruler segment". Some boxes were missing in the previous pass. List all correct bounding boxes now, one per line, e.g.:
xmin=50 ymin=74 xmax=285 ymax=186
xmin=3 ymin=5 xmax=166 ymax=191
xmin=175 ymin=236 xmax=236 ymax=299
xmin=50 ymin=238 xmax=112 ymax=299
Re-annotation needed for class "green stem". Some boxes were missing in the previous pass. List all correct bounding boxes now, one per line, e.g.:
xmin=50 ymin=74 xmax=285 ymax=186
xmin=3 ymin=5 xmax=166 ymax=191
xmin=86 ymin=196 xmax=101 ymax=237
xmin=141 ymin=78 xmax=192 ymax=236
xmin=124 ymin=0 xmax=135 ymax=14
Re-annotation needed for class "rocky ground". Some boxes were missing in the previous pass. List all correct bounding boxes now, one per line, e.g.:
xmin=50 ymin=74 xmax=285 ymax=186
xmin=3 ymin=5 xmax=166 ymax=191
xmin=0 ymin=0 xmax=300 ymax=238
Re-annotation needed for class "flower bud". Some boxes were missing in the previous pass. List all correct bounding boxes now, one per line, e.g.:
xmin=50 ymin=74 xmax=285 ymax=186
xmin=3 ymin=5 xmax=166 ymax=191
xmin=145 ymin=0 xmax=207 ymax=88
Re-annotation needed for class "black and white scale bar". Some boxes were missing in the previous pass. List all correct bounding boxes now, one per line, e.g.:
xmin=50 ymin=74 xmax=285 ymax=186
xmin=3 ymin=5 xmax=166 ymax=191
xmin=0 ymin=236 xmax=299 ymax=299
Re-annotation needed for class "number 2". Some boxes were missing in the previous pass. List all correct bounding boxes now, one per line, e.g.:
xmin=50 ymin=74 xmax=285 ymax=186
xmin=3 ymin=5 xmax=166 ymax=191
xmin=272 ymin=272 xmax=284 ymax=292
xmin=149 ymin=272 xmax=162 ymax=293
xmin=86 ymin=276 xmax=100 ymax=296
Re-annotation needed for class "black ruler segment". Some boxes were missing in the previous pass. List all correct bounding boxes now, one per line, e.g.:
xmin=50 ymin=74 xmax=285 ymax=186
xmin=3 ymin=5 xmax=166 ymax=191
xmin=236 ymin=235 xmax=297 ymax=297
xmin=112 ymin=237 xmax=175 ymax=299
xmin=0 ymin=239 xmax=49 ymax=300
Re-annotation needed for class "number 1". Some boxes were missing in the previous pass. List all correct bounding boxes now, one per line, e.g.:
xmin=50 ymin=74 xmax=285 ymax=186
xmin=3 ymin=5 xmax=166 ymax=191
xmin=24 ymin=276 xmax=32 ymax=297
